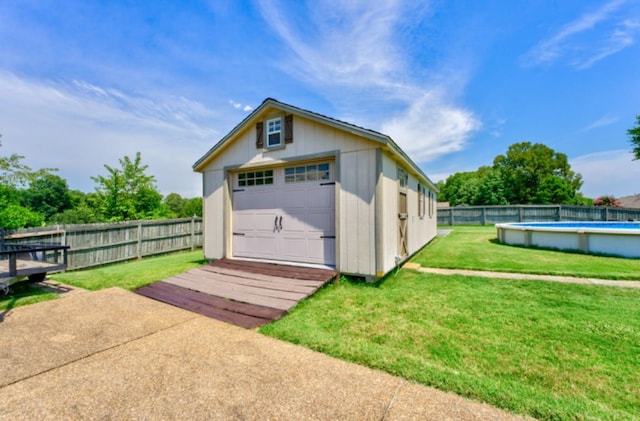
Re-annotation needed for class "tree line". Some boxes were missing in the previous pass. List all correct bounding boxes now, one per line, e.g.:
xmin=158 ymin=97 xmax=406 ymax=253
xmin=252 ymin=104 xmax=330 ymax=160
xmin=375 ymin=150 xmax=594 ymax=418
xmin=439 ymin=116 xmax=639 ymax=207
xmin=0 ymin=141 xmax=201 ymax=229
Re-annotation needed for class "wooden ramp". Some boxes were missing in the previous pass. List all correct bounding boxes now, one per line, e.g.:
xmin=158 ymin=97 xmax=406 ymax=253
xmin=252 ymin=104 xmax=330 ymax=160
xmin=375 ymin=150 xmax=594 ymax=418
xmin=136 ymin=259 xmax=337 ymax=329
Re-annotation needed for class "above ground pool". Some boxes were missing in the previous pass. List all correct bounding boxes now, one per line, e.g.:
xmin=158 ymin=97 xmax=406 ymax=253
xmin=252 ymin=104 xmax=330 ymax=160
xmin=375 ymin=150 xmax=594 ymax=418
xmin=495 ymin=221 xmax=640 ymax=258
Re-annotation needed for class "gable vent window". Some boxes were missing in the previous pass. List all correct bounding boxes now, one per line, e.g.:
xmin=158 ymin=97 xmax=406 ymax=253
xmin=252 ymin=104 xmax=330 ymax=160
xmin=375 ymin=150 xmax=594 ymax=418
xmin=238 ymin=169 xmax=274 ymax=187
xmin=267 ymin=118 xmax=282 ymax=147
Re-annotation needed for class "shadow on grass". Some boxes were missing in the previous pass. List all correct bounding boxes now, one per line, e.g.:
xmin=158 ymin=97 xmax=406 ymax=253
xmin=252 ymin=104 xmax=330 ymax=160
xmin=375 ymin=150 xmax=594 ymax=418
xmin=0 ymin=282 xmax=55 ymax=321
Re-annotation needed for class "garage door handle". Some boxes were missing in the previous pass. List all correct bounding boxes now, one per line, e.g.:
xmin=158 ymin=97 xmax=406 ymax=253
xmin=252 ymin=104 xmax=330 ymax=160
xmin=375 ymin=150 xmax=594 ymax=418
xmin=278 ymin=216 xmax=283 ymax=231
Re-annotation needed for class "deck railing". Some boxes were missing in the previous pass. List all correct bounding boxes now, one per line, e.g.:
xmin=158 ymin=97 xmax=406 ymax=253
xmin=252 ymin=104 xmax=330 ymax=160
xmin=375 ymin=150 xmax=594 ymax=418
xmin=437 ymin=205 xmax=640 ymax=226
xmin=1 ymin=217 xmax=203 ymax=271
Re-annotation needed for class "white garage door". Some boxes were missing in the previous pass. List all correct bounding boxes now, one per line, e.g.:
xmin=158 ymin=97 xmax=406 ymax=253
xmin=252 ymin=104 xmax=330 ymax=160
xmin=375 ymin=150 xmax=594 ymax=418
xmin=232 ymin=162 xmax=336 ymax=266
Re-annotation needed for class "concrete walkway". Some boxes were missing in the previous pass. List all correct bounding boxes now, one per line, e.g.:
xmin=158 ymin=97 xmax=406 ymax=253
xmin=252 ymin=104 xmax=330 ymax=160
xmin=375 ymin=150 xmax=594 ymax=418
xmin=0 ymin=288 xmax=528 ymax=420
xmin=403 ymin=263 xmax=640 ymax=288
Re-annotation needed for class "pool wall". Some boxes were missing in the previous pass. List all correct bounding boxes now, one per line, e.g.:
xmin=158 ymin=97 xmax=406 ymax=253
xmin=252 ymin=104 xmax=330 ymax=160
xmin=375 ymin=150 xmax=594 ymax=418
xmin=496 ymin=222 xmax=640 ymax=258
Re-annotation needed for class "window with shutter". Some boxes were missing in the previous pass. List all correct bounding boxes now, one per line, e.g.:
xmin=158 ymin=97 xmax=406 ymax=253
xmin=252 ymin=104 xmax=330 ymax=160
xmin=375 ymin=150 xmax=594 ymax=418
xmin=256 ymin=122 xmax=264 ymax=148
xmin=284 ymin=114 xmax=293 ymax=144
xmin=266 ymin=118 xmax=282 ymax=147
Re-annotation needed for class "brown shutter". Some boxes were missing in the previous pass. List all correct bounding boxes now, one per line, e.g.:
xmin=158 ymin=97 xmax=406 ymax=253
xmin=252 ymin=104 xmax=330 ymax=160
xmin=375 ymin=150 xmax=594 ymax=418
xmin=284 ymin=115 xmax=293 ymax=144
xmin=256 ymin=122 xmax=264 ymax=149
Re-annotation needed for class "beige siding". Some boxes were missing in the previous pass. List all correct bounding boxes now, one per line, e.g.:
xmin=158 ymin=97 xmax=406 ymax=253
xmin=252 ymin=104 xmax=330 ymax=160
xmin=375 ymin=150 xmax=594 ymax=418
xmin=201 ymin=116 xmax=364 ymax=171
xmin=379 ymin=153 xmax=399 ymax=274
xmin=202 ymin=169 xmax=225 ymax=260
xmin=198 ymin=108 xmax=436 ymax=277
xmin=377 ymin=153 xmax=437 ymax=275
xmin=339 ymin=148 xmax=377 ymax=276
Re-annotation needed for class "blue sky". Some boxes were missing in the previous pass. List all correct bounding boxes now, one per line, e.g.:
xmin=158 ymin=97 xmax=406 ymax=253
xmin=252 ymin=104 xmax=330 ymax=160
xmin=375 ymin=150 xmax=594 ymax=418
xmin=1 ymin=0 xmax=639 ymax=199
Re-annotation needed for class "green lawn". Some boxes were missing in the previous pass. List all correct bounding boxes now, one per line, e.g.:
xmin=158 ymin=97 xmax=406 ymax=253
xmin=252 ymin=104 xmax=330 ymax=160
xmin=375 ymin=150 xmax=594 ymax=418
xmin=52 ymin=250 xmax=206 ymax=291
xmin=260 ymin=271 xmax=640 ymax=420
xmin=413 ymin=225 xmax=640 ymax=280
xmin=0 ymin=250 xmax=205 ymax=311
xmin=0 ymin=282 xmax=58 ymax=312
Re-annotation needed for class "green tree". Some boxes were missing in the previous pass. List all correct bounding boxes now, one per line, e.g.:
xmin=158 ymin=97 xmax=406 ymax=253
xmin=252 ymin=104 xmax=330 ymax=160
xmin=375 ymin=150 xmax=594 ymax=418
xmin=164 ymin=193 xmax=185 ymax=217
xmin=51 ymin=191 xmax=103 ymax=224
xmin=1 ymin=138 xmax=56 ymax=228
xmin=0 ymin=204 xmax=44 ymax=229
xmin=22 ymin=174 xmax=72 ymax=221
xmin=493 ymin=142 xmax=582 ymax=204
xmin=0 ymin=140 xmax=56 ymax=189
xmin=629 ymin=115 xmax=640 ymax=160
xmin=474 ymin=167 xmax=508 ymax=205
xmin=439 ymin=171 xmax=480 ymax=206
xmin=91 ymin=152 xmax=163 ymax=221
xmin=183 ymin=197 xmax=203 ymax=217
xmin=534 ymin=175 xmax=577 ymax=204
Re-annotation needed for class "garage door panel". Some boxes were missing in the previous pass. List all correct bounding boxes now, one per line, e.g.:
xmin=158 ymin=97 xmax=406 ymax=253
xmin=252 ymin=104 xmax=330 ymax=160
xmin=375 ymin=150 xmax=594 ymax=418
xmin=255 ymin=213 xmax=279 ymax=233
xmin=232 ymin=163 xmax=335 ymax=266
xmin=281 ymin=188 xmax=306 ymax=209
xmin=307 ymin=238 xmax=335 ymax=264
xmin=281 ymin=212 xmax=307 ymax=232
xmin=307 ymin=186 xmax=334 ymax=209
xmin=305 ymin=212 xmax=334 ymax=234
xmin=234 ymin=213 xmax=256 ymax=231
xmin=281 ymin=236 xmax=306 ymax=259
xmin=253 ymin=236 xmax=278 ymax=257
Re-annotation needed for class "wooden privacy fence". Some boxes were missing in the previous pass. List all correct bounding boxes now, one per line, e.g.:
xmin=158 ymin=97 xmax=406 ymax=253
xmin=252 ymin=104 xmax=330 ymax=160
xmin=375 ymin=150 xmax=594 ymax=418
xmin=438 ymin=205 xmax=640 ymax=226
xmin=1 ymin=217 xmax=203 ymax=271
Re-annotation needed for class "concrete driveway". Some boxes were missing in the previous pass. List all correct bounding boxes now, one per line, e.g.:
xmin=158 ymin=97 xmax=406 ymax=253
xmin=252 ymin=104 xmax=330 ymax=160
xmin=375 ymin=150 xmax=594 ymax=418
xmin=0 ymin=288 xmax=528 ymax=420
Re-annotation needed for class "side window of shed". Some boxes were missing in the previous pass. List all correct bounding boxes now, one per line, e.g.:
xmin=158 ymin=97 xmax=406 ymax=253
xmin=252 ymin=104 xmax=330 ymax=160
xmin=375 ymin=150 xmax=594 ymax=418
xmin=397 ymin=168 xmax=408 ymax=192
xmin=418 ymin=184 xmax=426 ymax=218
xmin=428 ymin=191 xmax=434 ymax=217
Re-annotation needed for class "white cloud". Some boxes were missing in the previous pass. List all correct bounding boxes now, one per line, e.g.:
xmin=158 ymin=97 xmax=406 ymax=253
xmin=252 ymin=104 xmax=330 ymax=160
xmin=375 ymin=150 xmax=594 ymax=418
xmin=381 ymin=90 xmax=481 ymax=162
xmin=522 ymin=0 xmax=640 ymax=69
xmin=229 ymin=99 xmax=253 ymax=112
xmin=571 ymin=149 xmax=640 ymax=197
xmin=258 ymin=0 xmax=409 ymax=92
xmin=258 ymin=0 xmax=479 ymax=164
xmin=0 ymin=72 xmax=218 ymax=197
xmin=581 ymin=114 xmax=619 ymax=131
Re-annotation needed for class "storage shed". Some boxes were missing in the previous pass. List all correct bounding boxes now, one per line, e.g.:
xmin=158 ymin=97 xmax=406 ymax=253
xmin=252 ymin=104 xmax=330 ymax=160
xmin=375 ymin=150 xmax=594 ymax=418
xmin=193 ymin=98 xmax=438 ymax=280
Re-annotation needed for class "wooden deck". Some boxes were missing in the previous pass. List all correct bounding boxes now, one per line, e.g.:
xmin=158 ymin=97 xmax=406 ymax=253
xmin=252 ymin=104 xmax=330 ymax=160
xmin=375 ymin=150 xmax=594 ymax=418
xmin=136 ymin=259 xmax=337 ymax=328
xmin=0 ymin=259 xmax=65 ymax=279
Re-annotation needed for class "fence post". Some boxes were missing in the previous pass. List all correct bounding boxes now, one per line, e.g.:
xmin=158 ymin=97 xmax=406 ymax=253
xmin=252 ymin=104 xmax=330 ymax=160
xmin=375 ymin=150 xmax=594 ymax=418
xmin=0 ymin=228 xmax=5 ymax=251
xmin=557 ymin=205 xmax=562 ymax=221
xmin=518 ymin=206 xmax=523 ymax=222
xmin=481 ymin=207 xmax=487 ymax=226
xmin=137 ymin=221 xmax=143 ymax=259
xmin=604 ymin=207 xmax=609 ymax=221
xmin=450 ymin=208 xmax=454 ymax=226
xmin=191 ymin=216 xmax=196 ymax=251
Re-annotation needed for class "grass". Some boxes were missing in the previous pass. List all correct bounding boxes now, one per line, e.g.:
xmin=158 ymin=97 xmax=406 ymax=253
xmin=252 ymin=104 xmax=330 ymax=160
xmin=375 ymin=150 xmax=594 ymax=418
xmin=260 ymin=271 xmax=640 ymax=420
xmin=413 ymin=225 xmax=640 ymax=280
xmin=52 ymin=250 xmax=206 ymax=291
xmin=0 ymin=250 xmax=205 ymax=311
xmin=0 ymin=282 xmax=58 ymax=312
xmin=5 ymin=227 xmax=640 ymax=418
